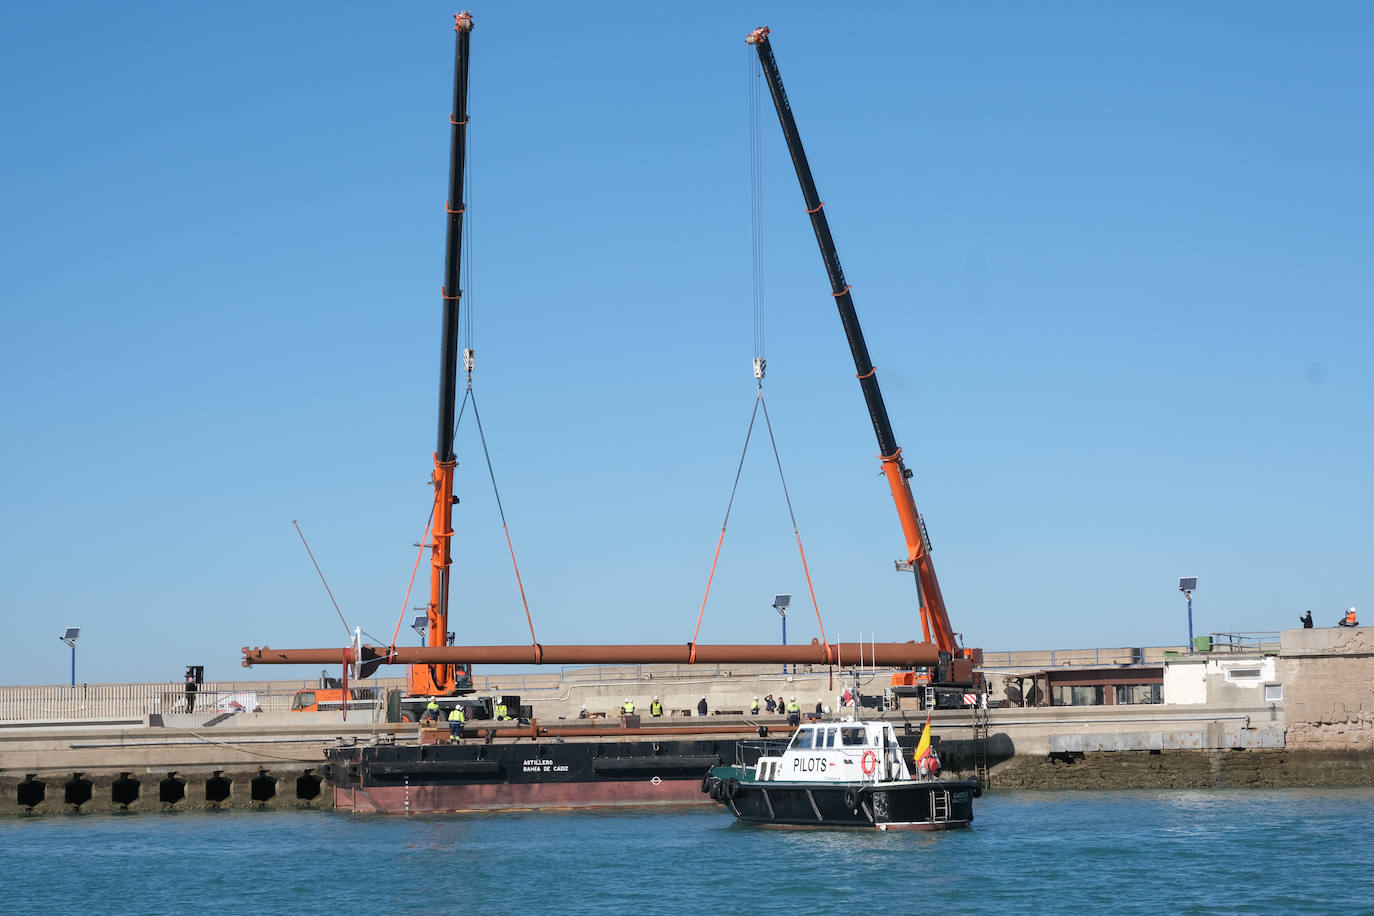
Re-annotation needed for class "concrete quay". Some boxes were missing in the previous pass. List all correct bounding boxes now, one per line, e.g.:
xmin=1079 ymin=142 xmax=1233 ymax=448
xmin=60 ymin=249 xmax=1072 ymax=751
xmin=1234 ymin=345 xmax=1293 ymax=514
xmin=2 ymin=627 xmax=1371 ymax=814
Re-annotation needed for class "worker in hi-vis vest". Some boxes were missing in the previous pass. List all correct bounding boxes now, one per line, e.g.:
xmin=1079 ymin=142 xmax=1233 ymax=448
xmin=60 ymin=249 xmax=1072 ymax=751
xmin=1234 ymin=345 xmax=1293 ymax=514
xmin=649 ymin=697 xmax=663 ymax=717
xmin=786 ymin=697 xmax=800 ymax=726
xmin=621 ymin=698 xmax=635 ymax=714
xmin=447 ymin=706 xmax=465 ymax=744
xmin=750 ymin=697 xmax=760 ymax=714
xmin=494 ymin=701 xmax=509 ymax=720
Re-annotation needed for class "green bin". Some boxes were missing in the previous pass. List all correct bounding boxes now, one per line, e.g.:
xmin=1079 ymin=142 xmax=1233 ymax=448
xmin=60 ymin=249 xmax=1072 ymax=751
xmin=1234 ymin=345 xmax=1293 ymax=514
xmin=1192 ymin=635 xmax=1212 ymax=652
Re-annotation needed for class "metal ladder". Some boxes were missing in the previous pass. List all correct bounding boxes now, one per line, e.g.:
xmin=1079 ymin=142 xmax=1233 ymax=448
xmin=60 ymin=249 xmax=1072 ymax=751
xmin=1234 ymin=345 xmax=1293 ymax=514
xmin=972 ymin=702 xmax=990 ymax=788
xmin=930 ymin=789 xmax=950 ymax=822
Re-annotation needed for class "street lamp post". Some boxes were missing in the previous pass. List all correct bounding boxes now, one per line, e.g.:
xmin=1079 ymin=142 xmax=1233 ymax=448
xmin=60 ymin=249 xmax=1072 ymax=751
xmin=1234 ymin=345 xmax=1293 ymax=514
xmin=772 ymin=594 xmax=791 ymax=674
xmin=59 ymin=627 xmax=80 ymax=687
xmin=1179 ymin=577 xmax=1198 ymax=652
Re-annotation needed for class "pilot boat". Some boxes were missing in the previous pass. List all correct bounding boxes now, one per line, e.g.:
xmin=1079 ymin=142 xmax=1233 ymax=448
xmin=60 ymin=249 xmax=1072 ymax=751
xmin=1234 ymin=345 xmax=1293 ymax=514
xmin=703 ymin=717 xmax=979 ymax=830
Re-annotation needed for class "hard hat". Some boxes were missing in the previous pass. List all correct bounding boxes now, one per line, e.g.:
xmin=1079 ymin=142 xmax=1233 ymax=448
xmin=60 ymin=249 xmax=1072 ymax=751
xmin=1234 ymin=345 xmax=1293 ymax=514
xmin=625 ymin=698 xmax=631 ymax=703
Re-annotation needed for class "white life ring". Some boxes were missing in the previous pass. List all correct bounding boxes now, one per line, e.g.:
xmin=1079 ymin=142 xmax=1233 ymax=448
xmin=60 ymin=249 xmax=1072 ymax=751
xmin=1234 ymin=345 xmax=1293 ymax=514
xmin=861 ymin=749 xmax=878 ymax=775
xmin=650 ymin=776 xmax=662 ymax=786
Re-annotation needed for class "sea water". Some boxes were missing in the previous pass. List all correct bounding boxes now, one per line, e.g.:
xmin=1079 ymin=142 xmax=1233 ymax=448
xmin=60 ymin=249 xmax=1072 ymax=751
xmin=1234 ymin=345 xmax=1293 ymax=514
xmin=5 ymin=789 xmax=1372 ymax=914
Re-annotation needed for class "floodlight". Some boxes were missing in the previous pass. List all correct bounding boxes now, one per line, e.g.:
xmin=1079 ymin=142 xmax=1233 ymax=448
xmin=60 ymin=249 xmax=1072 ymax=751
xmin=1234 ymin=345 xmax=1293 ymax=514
xmin=772 ymin=594 xmax=791 ymax=610
xmin=58 ymin=626 xmax=80 ymax=687
xmin=411 ymin=615 xmax=427 ymax=635
xmin=1179 ymin=577 xmax=1197 ymax=593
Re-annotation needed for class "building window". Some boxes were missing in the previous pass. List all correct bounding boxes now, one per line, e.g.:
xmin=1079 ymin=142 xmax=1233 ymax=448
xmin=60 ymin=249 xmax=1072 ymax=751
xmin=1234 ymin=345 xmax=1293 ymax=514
xmin=1265 ymin=684 xmax=1283 ymax=702
xmin=1115 ymin=684 xmax=1162 ymax=705
xmin=1225 ymin=667 xmax=1263 ymax=682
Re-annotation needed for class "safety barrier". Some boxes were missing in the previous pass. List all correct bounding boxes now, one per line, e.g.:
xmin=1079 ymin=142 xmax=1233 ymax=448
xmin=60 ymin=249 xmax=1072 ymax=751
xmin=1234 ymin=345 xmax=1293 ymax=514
xmin=0 ymin=679 xmax=377 ymax=722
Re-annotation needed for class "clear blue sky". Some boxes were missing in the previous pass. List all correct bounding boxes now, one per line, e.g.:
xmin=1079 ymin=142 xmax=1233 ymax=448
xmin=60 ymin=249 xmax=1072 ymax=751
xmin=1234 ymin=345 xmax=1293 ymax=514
xmin=3 ymin=2 xmax=1371 ymax=686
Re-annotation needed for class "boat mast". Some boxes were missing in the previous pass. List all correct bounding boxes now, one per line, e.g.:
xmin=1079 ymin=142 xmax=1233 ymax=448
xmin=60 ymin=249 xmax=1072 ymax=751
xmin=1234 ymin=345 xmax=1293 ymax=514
xmin=414 ymin=11 xmax=474 ymax=696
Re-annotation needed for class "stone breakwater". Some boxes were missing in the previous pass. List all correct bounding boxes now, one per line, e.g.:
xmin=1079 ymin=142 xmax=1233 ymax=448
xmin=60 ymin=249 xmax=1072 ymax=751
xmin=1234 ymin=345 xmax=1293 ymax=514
xmin=986 ymin=749 xmax=1374 ymax=790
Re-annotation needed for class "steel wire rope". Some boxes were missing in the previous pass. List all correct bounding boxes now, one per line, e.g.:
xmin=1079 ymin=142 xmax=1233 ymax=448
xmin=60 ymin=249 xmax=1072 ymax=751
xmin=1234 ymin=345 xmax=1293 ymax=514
xmin=468 ymin=387 xmax=539 ymax=647
xmin=463 ymin=114 xmax=474 ymax=356
xmin=749 ymin=45 xmax=766 ymax=362
xmin=292 ymin=520 xmax=353 ymax=639
xmin=758 ymin=394 xmax=830 ymax=653
xmin=689 ymin=395 xmax=764 ymax=657
xmin=385 ymin=387 xmax=476 ymax=655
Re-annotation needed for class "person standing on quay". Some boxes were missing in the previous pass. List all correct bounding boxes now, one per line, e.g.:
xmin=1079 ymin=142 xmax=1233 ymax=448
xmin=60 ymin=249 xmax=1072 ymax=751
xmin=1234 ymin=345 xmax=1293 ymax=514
xmin=447 ymin=705 xmax=465 ymax=744
xmin=786 ymin=697 xmax=800 ymax=726
xmin=1339 ymin=607 xmax=1359 ymax=627
xmin=697 ymin=696 xmax=708 ymax=717
xmin=1299 ymin=610 xmax=1314 ymax=628
xmin=650 ymin=696 xmax=663 ymax=717
xmin=751 ymin=697 xmax=760 ymax=715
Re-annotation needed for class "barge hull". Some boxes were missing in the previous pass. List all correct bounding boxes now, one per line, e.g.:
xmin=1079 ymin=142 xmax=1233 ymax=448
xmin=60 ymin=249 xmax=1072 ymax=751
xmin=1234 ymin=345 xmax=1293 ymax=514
xmin=336 ymin=777 xmax=707 ymax=813
xmin=329 ymin=736 xmax=766 ymax=815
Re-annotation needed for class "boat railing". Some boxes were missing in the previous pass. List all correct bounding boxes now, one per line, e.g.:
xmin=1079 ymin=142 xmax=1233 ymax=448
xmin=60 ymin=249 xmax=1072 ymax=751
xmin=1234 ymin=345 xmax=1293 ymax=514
xmin=732 ymin=738 xmax=790 ymax=768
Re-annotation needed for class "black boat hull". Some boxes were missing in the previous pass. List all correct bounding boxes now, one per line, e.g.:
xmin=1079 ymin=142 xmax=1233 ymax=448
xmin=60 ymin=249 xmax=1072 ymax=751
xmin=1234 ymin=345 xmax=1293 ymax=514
xmin=711 ymin=774 xmax=978 ymax=830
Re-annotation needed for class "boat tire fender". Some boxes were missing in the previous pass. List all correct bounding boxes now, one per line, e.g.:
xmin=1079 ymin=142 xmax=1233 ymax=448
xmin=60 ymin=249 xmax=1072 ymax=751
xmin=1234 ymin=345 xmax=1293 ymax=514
xmin=701 ymin=773 xmax=715 ymax=795
xmin=724 ymin=777 xmax=740 ymax=800
xmin=844 ymin=788 xmax=860 ymax=812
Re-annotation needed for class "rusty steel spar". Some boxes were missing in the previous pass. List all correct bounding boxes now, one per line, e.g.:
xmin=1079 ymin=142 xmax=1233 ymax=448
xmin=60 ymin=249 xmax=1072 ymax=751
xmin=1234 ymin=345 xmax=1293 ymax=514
xmin=242 ymin=641 xmax=939 ymax=672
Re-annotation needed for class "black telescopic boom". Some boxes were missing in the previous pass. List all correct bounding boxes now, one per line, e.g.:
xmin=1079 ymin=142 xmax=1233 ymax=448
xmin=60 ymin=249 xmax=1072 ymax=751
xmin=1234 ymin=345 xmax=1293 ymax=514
xmin=436 ymin=14 xmax=473 ymax=464
xmin=747 ymin=29 xmax=899 ymax=460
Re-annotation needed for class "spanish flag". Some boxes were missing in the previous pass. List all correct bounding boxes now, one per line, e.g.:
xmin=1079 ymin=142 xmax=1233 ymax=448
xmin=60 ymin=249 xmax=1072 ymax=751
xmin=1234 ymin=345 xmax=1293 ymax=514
xmin=913 ymin=712 xmax=932 ymax=761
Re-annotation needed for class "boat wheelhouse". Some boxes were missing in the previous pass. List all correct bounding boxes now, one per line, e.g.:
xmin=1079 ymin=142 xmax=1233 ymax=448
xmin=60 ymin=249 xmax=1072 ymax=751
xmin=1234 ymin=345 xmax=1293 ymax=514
xmin=705 ymin=717 xmax=978 ymax=830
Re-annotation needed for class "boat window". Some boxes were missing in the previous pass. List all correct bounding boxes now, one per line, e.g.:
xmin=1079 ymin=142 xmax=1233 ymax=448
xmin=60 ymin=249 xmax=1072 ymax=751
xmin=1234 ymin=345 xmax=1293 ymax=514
xmin=823 ymin=728 xmax=837 ymax=748
xmin=840 ymin=726 xmax=867 ymax=747
xmin=790 ymin=728 xmax=814 ymax=750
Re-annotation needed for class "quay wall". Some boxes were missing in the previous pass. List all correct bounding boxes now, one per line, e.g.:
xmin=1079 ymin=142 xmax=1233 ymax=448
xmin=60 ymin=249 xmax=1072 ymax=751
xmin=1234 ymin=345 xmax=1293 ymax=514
xmin=4 ymin=632 xmax=1373 ymax=814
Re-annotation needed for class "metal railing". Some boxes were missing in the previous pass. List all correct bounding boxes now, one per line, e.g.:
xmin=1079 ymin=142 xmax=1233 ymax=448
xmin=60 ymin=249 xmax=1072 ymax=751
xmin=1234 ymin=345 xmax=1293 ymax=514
xmin=0 ymin=678 xmax=391 ymax=722
xmin=1205 ymin=631 xmax=1282 ymax=653
xmin=977 ymin=646 xmax=1188 ymax=670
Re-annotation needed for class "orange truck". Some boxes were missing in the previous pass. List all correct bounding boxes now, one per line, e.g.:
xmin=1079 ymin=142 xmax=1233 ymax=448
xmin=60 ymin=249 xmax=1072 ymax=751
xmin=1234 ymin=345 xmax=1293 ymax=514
xmin=290 ymin=686 xmax=381 ymax=712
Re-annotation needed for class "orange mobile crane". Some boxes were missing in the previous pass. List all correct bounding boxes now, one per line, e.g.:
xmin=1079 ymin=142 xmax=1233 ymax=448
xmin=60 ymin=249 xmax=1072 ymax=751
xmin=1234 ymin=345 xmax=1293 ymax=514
xmin=746 ymin=28 xmax=982 ymax=708
xmin=410 ymin=11 xmax=476 ymax=702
